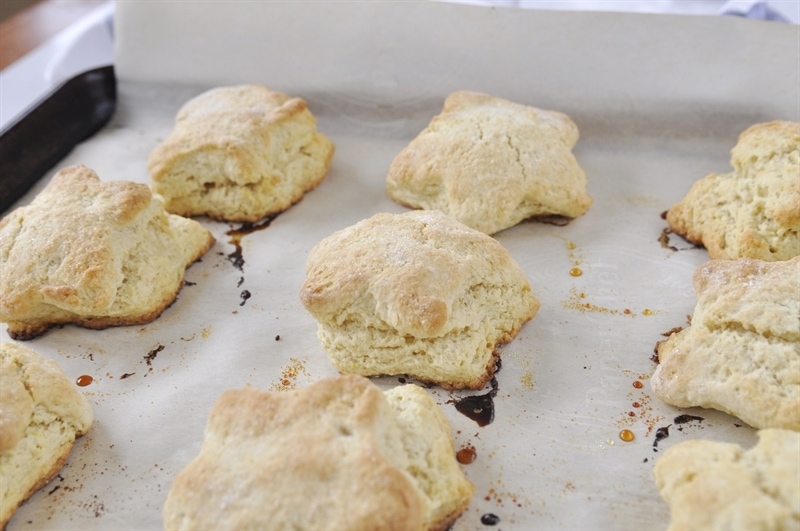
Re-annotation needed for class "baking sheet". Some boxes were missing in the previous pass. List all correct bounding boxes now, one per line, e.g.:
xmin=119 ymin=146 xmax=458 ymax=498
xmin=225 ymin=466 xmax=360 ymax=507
xmin=3 ymin=2 xmax=799 ymax=530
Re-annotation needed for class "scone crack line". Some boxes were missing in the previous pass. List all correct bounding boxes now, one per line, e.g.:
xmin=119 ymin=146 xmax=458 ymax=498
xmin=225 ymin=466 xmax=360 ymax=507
xmin=702 ymin=319 xmax=798 ymax=343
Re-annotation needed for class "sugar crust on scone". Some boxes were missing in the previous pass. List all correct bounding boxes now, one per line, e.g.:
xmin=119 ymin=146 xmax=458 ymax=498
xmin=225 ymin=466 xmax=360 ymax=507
xmin=386 ymin=91 xmax=592 ymax=235
xmin=148 ymin=84 xmax=334 ymax=222
xmin=300 ymin=210 xmax=540 ymax=390
xmin=651 ymin=256 xmax=800 ymax=430
xmin=0 ymin=342 xmax=93 ymax=529
xmin=0 ymin=165 xmax=215 ymax=340
xmin=163 ymin=375 xmax=474 ymax=531
xmin=666 ymin=120 xmax=800 ymax=261
xmin=654 ymin=429 xmax=800 ymax=531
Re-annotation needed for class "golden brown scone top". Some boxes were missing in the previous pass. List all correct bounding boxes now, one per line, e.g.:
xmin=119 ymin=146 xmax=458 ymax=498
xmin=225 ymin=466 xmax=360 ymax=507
xmin=163 ymin=375 xmax=472 ymax=531
xmin=148 ymin=84 xmax=309 ymax=186
xmin=302 ymin=209 xmax=537 ymax=339
xmin=386 ymin=91 xmax=592 ymax=235
xmin=666 ymin=120 xmax=800 ymax=261
xmin=0 ymin=165 xmax=215 ymax=339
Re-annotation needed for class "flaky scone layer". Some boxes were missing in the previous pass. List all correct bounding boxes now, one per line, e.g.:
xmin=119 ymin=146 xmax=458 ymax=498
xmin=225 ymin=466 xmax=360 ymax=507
xmin=148 ymin=84 xmax=334 ymax=222
xmin=652 ymin=256 xmax=800 ymax=430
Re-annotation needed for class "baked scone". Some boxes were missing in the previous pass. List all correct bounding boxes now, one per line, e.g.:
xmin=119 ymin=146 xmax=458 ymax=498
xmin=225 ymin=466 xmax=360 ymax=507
xmin=148 ymin=84 xmax=334 ymax=222
xmin=654 ymin=429 xmax=800 ymax=531
xmin=385 ymin=91 xmax=592 ymax=235
xmin=651 ymin=256 xmax=800 ymax=430
xmin=163 ymin=375 xmax=474 ymax=531
xmin=666 ymin=120 xmax=800 ymax=260
xmin=0 ymin=165 xmax=215 ymax=340
xmin=300 ymin=210 xmax=540 ymax=390
xmin=0 ymin=342 xmax=93 ymax=528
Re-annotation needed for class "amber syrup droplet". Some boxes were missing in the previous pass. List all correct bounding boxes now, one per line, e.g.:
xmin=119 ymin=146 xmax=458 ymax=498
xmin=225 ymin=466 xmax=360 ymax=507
xmin=623 ymin=308 xmax=631 ymax=315
xmin=642 ymin=308 xmax=653 ymax=315
xmin=456 ymin=446 xmax=477 ymax=464
xmin=569 ymin=267 xmax=583 ymax=277
xmin=566 ymin=240 xmax=576 ymax=250
xmin=76 ymin=375 xmax=93 ymax=387
xmin=632 ymin=380 xmax=643 ymax=389
xmin=632 ymin=402 xmax=641 ymax=408
xmin=628 ymin=411 xmax=636 ymax=417
xmin=619 ymin=429 xmax=635 ymax=442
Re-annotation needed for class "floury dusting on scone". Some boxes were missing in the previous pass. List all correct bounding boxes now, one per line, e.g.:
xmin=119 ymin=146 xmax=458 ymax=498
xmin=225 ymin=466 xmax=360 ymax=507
xmin=300 ymin=210 xmax=540 ymax=390
xmin=386 ymin=91 xmax=592 ymax=235
xmin=0 ymin=165 xmax=215 ymax=340
xmin=148 ymin=84 xmax=335 ymax=222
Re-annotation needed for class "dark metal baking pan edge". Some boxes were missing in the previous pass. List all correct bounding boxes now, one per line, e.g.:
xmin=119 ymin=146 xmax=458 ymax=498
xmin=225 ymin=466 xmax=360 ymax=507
xmin=0 ymin=65 xmax=117 ymax=213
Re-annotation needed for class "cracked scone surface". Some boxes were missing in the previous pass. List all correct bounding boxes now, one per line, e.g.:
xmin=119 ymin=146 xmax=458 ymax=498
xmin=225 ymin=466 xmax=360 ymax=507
xmin=652 ymin=256 xmax=800 ymax=430
xmin=148 ymin=84 xmax=334 ymax=222
xmin=666 ymin=120 xmax=800 ymax=260
xmin=163 ymin=375 xmax=474 ymax=531
xmin=0 ymin=165 xmax=215 ymax=340
xmin=386 ymin=91 xmax=592 ymax=235
xmin=300 ymin=210 xmax=540 ymax=390
xmin=0 ymin=342 xmax=93 ymax=529
xmin=654 ymin=429 xmax=800 ymax=531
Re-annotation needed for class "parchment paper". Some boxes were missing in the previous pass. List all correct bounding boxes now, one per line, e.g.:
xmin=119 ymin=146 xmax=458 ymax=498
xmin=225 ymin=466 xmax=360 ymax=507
xmin=3 ymin=2 xmax=799 ymax=530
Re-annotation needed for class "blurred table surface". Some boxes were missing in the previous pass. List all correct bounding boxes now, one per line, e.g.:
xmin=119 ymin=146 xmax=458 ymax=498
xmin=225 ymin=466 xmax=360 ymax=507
xmin=0 ymin=0 xmax=106 ymax=70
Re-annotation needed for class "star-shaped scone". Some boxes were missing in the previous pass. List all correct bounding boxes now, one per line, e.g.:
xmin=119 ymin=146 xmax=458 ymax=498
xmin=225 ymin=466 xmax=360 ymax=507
xmin=654 ymin=429 xmax=800 ymax=531
xmin=163 ymin=375 xmax=474 ymax=531
xmin=666 ymin=120 xmax=800 ymax=261
xmin=300 ymin=210 xmax=540 ymax=390
xmin=386 ymin=91 xmax=592 ymax=235
xmin=0 ymin=165 xmax=215 ymax=339
xmin=652 ymin=256 xmax=800 ymax=430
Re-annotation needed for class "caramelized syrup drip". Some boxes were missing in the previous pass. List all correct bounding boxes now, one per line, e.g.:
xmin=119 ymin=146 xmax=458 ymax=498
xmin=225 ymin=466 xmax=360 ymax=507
xmin=76 ymin=375 xmax=93 ymax=387
xmin=225 ymin=215 xmax=278 ymax=271
xmin=569 ymin=267 xmax=583 ymax=277
xmin=453 ymin=360 xmax=501 ymax=427
xmin=674 ymin=414 xmax=704 ymax=424
xmin=481 ymin=513 xmax=501 ymax=526
xmin=642 ymin=309 xmax=653 ymax=316
xmin=239 ymin=290 xmax=252 ymax=306
xmin=632 ymin=380 xmax=643 ymax=389
xmin=653 ymin=425 xmax=670 ymax=450
xmin=619 ymin=429 xmax=635 ymax=442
